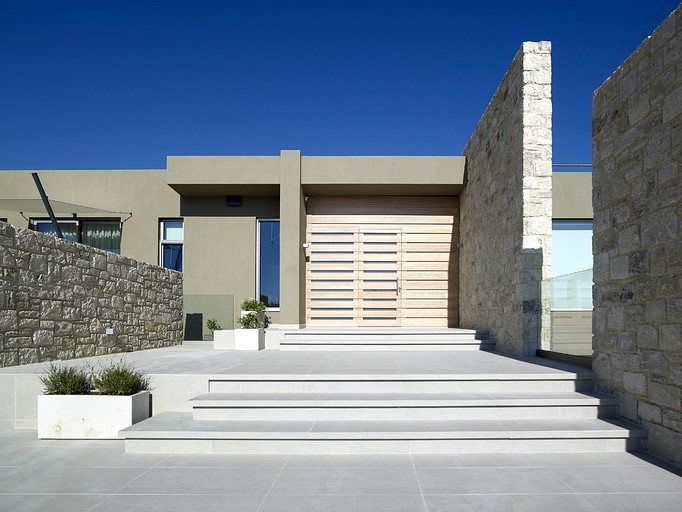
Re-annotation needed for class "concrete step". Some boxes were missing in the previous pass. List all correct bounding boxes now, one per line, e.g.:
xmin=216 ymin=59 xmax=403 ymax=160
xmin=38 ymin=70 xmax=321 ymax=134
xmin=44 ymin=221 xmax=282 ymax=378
xmin=279 ymin=328 xmax=493 ymax=351
xmin=207 ymin=373 xmax=596 ymax=394
xmin=121 ymin=412 xmax=647 ymax=455
xmin=189 ymin=391 xmax=619 ymax=421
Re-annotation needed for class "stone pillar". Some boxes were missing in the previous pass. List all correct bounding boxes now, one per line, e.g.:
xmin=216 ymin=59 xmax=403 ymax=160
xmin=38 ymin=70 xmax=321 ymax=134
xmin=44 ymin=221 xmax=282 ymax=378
xmin=460 ymin=41 xmax=553 ymax=356
xmin=279 ymin=150 xmax=306 ymax=328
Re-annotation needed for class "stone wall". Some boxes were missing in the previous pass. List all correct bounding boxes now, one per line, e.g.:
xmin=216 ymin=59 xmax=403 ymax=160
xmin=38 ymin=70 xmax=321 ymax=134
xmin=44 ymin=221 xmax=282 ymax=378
xmin=460 ymin=41 xmax=553 ymax=355
xmin=592 ymin=6 xmax=681 ymax=465
xmin=0 ymin=222 xmax=183 ymax=367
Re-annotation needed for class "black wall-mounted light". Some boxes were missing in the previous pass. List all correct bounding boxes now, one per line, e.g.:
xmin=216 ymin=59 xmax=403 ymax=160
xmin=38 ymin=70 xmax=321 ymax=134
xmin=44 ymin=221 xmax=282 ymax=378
xmin=226 ymin=195 xmax=243 ymax=207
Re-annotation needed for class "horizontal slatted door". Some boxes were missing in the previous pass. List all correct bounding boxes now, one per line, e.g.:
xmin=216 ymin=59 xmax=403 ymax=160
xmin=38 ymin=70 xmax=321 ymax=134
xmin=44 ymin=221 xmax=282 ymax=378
xmin=306 ymin=226 xmax=359 ymax=326
xmin=307 ymin=197 xmax=459 ymax=328
xmin=358 ymin=230 xmax=401 ymax=326
xmin=401 ymin=226 xmax=457 ymax=327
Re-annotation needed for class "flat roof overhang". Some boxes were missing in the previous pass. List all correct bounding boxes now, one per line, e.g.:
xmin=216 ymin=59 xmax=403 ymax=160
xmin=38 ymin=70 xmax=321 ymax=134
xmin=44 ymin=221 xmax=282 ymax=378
xmin=167 ymin=155 xmax=465 ymax=197
xmin=302 ymin=156 xmax=465 ymax=196
xmin=167 ymin=156 xmax=281 ymax=197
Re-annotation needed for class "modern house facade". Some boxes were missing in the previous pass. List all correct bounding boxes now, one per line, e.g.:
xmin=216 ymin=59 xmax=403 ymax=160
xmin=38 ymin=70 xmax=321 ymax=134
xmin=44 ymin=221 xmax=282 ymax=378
xmin=0 ymin=41 xmax=593 ymax=354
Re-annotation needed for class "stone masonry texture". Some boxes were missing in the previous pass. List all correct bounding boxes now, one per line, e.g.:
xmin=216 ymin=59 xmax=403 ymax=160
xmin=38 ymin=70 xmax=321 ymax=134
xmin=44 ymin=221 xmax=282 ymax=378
xmin=592 ymin=6 xmax=681 ymax=465
xmin=460 ymin=41 xmax=553 ymax=356
xmin=0 ymin=221 xmax=183 ymax=368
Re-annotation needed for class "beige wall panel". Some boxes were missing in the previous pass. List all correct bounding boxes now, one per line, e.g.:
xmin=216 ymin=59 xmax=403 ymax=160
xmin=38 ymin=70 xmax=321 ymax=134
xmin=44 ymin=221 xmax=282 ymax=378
xmin=184 ymin=216 xmax=256 ymax=322
xmin=552 ymin=172 xmax=592 ymax=219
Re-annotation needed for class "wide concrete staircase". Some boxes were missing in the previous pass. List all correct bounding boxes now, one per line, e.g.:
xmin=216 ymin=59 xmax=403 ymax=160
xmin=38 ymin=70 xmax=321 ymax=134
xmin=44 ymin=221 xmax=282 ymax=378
xmin=121 ymin=331 xmax=647 ymax=454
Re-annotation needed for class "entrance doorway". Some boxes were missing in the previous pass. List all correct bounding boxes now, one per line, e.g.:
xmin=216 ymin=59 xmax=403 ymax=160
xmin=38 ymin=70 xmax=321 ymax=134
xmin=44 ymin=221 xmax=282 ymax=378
xmin=305 ymin=197 xmax=458 ymax=327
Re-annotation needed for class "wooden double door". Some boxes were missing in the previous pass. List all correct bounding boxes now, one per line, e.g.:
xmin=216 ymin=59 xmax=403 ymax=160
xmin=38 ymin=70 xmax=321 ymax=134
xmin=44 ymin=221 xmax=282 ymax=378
xmin=305 ymin=197 xmax=458 ymax=327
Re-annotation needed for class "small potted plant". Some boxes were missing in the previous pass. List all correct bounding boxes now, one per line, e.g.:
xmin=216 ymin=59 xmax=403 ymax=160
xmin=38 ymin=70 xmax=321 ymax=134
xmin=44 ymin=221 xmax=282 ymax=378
xmin=235 ymin=310 xmax=265 ymax=350
xmin=240 ymin=298 xmax=267 ymax=326
xmin=37 ymin=360 xmax=151 ymax=439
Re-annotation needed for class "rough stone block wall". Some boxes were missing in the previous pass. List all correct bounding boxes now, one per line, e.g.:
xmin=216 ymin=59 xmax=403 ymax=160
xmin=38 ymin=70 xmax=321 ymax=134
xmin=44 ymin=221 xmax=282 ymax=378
xmin=0 ymin=222 xmax=183 ymax=368
xmin=592 ymin=6 xmax=681 ymax=465
xmin=460 ymin=41 xmax=553 ymax=355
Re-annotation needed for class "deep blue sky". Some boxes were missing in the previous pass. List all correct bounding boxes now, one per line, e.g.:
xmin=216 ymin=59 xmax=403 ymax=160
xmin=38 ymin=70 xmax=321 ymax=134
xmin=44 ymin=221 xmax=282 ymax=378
xmin=0 ymin=0 xmax=678 ymax=169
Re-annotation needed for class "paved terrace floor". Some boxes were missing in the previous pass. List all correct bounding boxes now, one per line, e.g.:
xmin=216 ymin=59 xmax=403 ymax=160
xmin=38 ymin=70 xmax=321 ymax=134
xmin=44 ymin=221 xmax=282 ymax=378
xmin=1 ymin=426 xmax=681 ymax=512
xmin=1 ymin=344 xmax=681 ymax=511
xmin=0 ymin=341 xmax=598 ymax=377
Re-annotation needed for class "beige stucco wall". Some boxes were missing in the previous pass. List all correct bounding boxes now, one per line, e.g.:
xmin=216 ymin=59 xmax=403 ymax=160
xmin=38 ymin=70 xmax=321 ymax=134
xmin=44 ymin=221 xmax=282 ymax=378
xmin=301 ymin=156 xmax=465 ymax=194
xmin=0 ymin=170 xmax=180 ymax=266
xmin=167 ymin=156 xmax=280 ymax=196
xmin=181 ymin=196 xmax=280 ymax=336
xmin=553 ymin=172 xmax=593 ymax=219
xmin=460 ymin=41 xmax=553 ymax=356
xmin=592 ymin=5 xmax=682 ymax=466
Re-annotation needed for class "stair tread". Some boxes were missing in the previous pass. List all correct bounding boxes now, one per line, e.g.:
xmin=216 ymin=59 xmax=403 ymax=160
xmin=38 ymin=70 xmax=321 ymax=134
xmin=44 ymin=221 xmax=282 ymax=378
xmin=121 ymin=412 xmax=646 ymax=439
xmin=206 ymin=372 xmax=595 ymax=381
xmin=190 ymin=391 xmax=619 ymax=407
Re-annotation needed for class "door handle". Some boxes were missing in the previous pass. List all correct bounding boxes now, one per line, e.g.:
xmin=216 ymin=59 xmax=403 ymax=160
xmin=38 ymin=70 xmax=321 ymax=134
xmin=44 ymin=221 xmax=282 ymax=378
xmin=396 ymin=278 xmax=401 ymax=295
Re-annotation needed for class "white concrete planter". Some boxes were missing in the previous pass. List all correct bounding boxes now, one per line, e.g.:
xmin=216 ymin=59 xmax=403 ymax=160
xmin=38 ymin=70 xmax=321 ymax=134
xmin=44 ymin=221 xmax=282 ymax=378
xmin=37 ymin=391 xmax=151 ymax=439
xmin=234 ymin=328 xmax=265 ymax=350
xmin=213 ymin=329 xmax=235 ymax=350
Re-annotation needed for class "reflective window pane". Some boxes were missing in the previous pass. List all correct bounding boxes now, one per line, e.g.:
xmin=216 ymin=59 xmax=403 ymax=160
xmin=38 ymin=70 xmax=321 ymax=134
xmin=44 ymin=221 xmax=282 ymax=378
xmin=162 ymin=244 xmax=183 ymax=272
xmin=34 ymin=222 xmax=78 ymax=242
xmin=259 ymin=220 xmax=280 ymax=308
xmin=163 ymin=221 xmax=183 ymax=241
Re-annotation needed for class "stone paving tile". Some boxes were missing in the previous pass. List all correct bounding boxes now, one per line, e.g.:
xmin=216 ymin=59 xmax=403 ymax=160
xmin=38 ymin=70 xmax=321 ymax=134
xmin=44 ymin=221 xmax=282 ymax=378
xmin=415 ymin=467 xmax=572 ymax=495
xmin=89 ymin=493 xmax=265 ymax=512
xmin=580 ymin=493 xmax=682 ymax=512
xmin=424 ymin=493 xmax=595 ymax=512
xmin=285 ymin=454 xmax=414 ymax=468
xmin=259 ymin=494 xmax=427 ymax=512
xmin=0 ymin=494 xmax=107 ymax=512
xmin=553 ymin=465 xmax=682 ymax=494
xmin=159 ymin=453 xmax=289 ymax=468
xmin=116 ymin=466 xmax=282 ymax=495
xmin=1 ymin=429 xmax=681 ymax=512
xmin=0 ymin=465 xmax=147 ymax=495
xmin=270 ymin=466 xmax=421 ymax=495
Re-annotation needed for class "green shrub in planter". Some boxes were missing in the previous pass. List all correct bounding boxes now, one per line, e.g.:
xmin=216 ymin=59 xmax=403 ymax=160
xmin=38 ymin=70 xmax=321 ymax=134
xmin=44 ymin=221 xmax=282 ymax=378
xmin=39 ymin=363 xmax=92 ymax=395
xmin=240 ymin=298 xmax=267 ymax=312
xmin=93 ymin=360 xmax=150 ymax=395
xmin=206 ymin=318 xmax=222 ymax=332
xmin=237 ymin=312 xmax=262 ymax=329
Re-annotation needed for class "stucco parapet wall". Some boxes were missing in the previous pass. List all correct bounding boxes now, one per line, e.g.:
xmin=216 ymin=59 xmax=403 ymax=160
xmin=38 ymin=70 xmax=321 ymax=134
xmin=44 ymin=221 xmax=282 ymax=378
xmin=552 ymin=172 xmax=593 ymax=219
xmin=166 ymin=154 xmax=465 ymax=196
xmin=301 ymin=156 xmax=464 ymax=184
xmin=167 ymin=156 xmax=281 ymax=196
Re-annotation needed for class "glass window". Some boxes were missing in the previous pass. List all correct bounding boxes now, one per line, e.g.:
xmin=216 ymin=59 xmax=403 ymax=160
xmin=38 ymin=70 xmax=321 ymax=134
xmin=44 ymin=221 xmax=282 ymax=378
xmin=258 ymin=219 xmax=280 ymax=308
xmin=32 ymin=219 xmax=121 ymax=253
xmin=33 ymin=220 xmax=79 ymax=242
xmin=552 ymin=220 xmax=593 ymax=278
xmin=551 ymin=220 xmax=593 ymax=310
xmin=160 ymin=219 xmax=183 ymax=272
xmin=81 ymin=221 xmax=121 ymax=254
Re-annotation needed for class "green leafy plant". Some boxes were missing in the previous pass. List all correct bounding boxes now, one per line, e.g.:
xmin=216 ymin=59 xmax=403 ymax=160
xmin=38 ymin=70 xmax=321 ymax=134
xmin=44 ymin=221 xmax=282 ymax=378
xmin=240 ymin=298 xmax=267 ymax=312
xmin=92 ymin=360 xmax=150 ymax=395
xmin=237 ymin=312 xmax=262 ymax=329
xmin=39 ymin=363 xmax=92 ymax=395
xmin=206 ymin=318 xmax=222 ymax=332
